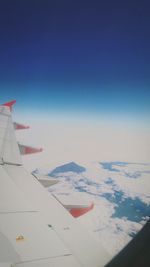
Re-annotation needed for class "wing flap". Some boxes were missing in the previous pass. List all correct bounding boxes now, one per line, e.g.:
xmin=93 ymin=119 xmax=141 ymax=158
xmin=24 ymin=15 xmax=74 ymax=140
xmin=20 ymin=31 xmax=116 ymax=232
xmin=0 ymin=212 xmax=69 ymax=263
xmin=15 ymin=255 xmax=81 ymax=267
xmin=33 ymin=173 xmax=59 ymax=187
xmin=0 ymin=166 xmax=38 ymax=212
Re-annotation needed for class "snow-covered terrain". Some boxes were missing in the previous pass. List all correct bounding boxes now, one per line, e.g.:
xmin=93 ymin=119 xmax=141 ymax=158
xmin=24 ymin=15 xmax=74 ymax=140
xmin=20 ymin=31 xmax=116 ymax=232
xmin=34 ymin=161 xmax=150 ymax=256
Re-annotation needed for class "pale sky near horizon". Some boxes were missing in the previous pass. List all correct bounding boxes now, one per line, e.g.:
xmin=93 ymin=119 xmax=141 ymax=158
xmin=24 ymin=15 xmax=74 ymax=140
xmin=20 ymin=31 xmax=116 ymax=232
xmin=14 ymin=111 xmax=150 ymax=172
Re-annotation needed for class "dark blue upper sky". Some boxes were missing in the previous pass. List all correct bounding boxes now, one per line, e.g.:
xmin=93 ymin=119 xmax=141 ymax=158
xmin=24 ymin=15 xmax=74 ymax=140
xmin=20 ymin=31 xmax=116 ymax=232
xmin=0 ymin=1 xmax=150 ymax=119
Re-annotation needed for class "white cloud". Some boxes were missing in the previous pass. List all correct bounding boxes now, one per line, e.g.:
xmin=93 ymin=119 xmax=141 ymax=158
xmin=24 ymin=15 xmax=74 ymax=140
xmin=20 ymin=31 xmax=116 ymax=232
xmin=14 ymin=112 xmax=150 ymax=171
xmin=47 ymin=162 xmax=149 ymax=256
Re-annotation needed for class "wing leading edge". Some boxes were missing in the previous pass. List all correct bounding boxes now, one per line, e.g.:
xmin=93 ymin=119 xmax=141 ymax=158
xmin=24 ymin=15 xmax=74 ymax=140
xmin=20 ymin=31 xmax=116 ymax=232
xmin=0 ymin=101 xmax=111 ymax=267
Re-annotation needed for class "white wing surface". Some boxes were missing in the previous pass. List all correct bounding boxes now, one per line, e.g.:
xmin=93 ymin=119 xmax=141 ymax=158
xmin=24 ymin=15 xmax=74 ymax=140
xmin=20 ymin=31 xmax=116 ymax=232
xmin=0 ymin=101 xmax=110 ymax=267
xmin=0 ymin=102 xmax=21 ymax=165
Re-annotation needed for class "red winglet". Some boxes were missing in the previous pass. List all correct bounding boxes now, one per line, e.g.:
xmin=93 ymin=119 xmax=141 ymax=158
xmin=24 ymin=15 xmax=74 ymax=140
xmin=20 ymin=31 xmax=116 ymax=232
xmin=69 ymin=202 xmax=94 ymax=218
xmin=18 ymin=143 xmax=43 ymax=155
xmin=24 ymin=147 xmax=43 ymax=154
xmin=14 ymin=122 xmax=30 ymax=130
xmin=3 ymin=100 xmax=16 ymax=111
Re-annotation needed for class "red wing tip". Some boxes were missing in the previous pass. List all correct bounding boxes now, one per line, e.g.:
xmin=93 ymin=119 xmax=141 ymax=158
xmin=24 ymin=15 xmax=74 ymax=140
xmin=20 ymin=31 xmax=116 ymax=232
xmin=2 ymin=100 xmax=16 ymax=110
xmin=69 ymin=202 xmax=94 ymax=218
xmin=14 ymin=123 xmax=30 ymax=130
xmin=21 ymin=125 xmax=30 ymax=129
xmin=25 ymin=147 xmax=43 ymax=154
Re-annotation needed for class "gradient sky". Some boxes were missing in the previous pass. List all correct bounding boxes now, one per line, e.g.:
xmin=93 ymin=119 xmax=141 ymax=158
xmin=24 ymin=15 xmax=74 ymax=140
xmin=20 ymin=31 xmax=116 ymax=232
xmin=0 ymin=1 xmax=150 ymax=168
xmin=0 ymin=1 xmax=150 ymax=117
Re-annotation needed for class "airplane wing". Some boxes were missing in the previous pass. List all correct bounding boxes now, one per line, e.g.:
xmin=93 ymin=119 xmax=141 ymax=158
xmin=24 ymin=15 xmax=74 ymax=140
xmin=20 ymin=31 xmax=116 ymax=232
xmin=0 ymin=101 xmax=110 ymax=267
xmin=33 ymin=173 xmax=94 ymax=217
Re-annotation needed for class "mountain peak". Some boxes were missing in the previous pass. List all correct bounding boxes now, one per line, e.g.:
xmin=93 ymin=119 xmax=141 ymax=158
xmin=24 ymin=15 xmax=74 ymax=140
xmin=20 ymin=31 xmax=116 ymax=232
xmin=49 ymin=162 xmax=86 ymax=176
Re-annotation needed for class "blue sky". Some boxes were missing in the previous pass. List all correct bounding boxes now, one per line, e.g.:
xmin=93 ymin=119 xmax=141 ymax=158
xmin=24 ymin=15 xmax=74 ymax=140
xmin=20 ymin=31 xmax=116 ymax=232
xmin=0 ymin=1 xmax=149 ymax=168
xmin=0 ymin=1 xmax=150 ymax=123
